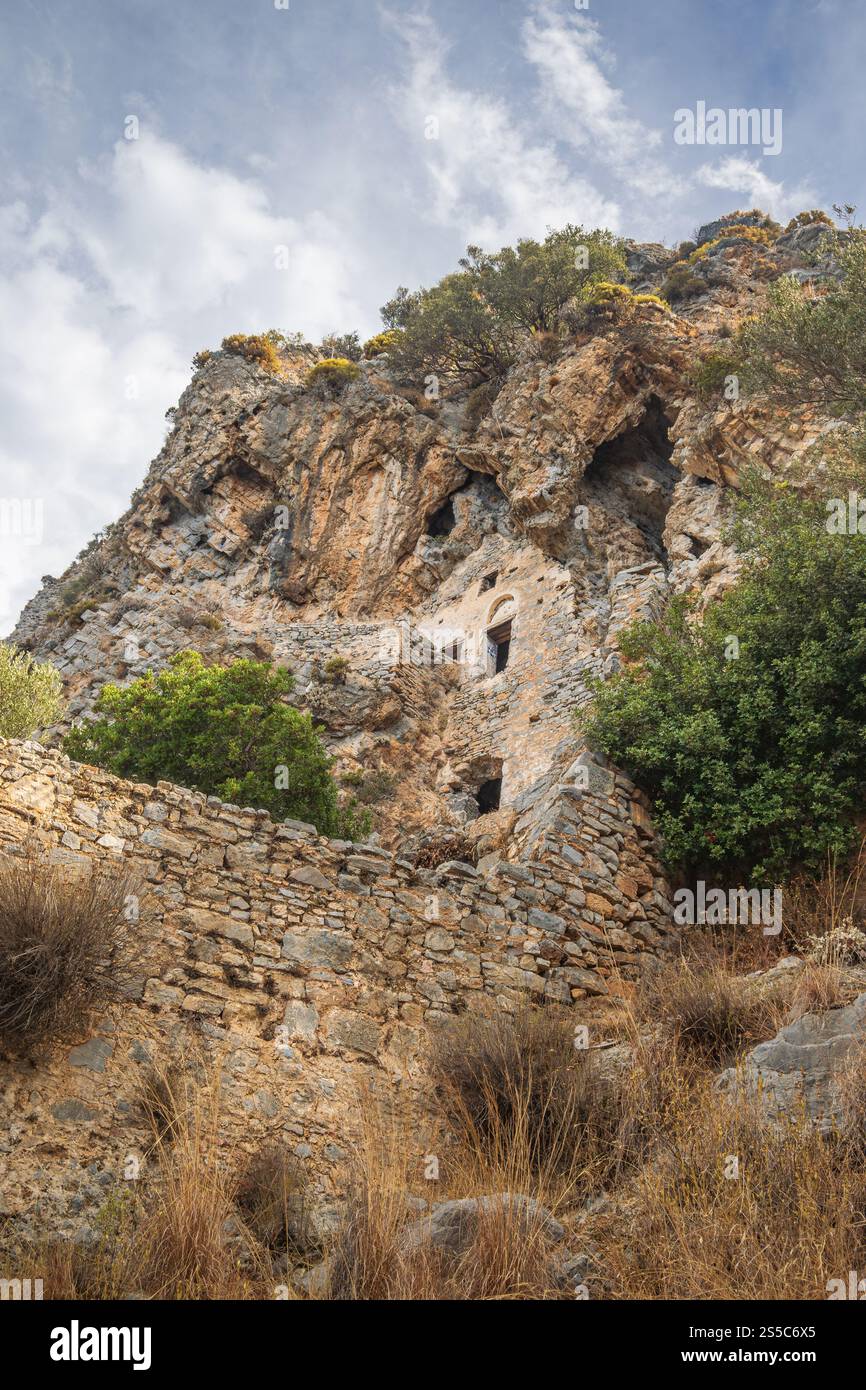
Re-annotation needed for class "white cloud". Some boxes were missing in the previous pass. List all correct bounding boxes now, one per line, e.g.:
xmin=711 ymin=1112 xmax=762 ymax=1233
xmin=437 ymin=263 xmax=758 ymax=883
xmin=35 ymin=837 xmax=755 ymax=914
xmin=696 ymin=157 xmax=818 ymax=225
xmin=0 ymin=134 xmax=368 ymax=634
xmin=521 ymin=0 xmax=680 ymax=202
xmin=386 ymin=9 xmax=619 ymax=247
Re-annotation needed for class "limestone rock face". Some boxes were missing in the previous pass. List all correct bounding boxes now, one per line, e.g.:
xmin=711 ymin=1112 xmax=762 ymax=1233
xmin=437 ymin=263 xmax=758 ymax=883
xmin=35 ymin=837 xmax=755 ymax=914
xmin=9 ymin=217 xmax=838 ymax=854
xmin=716 ymin=994 xmax=866 ymax=1132
xmin=1 ymin=213 xmax=847 ymax=1243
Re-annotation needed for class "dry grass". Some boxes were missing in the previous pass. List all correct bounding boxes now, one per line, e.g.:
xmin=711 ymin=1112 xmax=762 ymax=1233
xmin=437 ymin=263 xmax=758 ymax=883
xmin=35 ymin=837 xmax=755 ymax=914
xmin=325 ymin=1106 xmax=568 ymax=1301
xmin=784 ymin=833 xmax=866 ymax=955
xmin=787 ymin=960 xmax=850 ymax=1021
xmin=635 ymin=953 xmax=779 ymax=1066
xmin=235 ymin=1145 xmax=311 ymax=1257
xmin=590 ymin=1044 xmax=866 ymax=1300
xmin=0 ymin=853 xmax=137 ymax=1054
xmin=7 ymin=1059 xmax=296 ymax=1300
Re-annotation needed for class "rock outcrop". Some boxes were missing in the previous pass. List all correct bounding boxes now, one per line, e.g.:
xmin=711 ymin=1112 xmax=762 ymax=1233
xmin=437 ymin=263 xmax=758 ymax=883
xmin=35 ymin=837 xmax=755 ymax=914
xmin=1 ymin=209 xmax=847 ymax=1241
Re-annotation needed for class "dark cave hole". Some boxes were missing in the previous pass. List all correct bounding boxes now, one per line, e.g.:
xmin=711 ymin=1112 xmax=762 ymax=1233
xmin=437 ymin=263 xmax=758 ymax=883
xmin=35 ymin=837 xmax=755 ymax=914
xmin=477 ymin=777 xmax=502 ymax=814
xmin=582 ymin=395 xmax=677 ymax=563
xmin=426 ymin=498 xmax=457 ymax=537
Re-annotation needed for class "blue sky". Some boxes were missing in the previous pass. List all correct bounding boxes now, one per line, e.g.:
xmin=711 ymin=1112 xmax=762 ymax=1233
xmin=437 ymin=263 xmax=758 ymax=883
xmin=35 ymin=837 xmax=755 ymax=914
xmin=1 ymin=0 xmax=864 ymax=633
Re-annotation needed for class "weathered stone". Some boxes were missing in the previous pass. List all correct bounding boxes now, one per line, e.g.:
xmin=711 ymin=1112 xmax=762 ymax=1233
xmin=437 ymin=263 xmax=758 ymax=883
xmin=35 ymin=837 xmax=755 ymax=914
xmin=716 ymin=994 xmax=866 ymax=1133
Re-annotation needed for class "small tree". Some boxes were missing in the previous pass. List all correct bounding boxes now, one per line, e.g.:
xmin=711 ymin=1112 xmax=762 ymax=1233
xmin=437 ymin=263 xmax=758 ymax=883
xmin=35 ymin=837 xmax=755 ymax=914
xmin=0 ymin=644 xmax=62 ymax=738
xmin=735 ymin=228 xmax=866 ymax=416
xmin=582 ymin=474 xmax=866 ymax=882
xmin=319 ymin=332 xmax=362 ymax=362
xmin=64 ymin=652 xmax=344 ymax=834
xmin=380 ymin=225 xmax=627 ymax=384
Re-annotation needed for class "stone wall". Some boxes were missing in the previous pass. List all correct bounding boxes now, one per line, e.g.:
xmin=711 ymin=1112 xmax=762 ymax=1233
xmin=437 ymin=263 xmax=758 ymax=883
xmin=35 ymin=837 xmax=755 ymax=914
xmin=0 ymin=738 xmax=673 ymax=1237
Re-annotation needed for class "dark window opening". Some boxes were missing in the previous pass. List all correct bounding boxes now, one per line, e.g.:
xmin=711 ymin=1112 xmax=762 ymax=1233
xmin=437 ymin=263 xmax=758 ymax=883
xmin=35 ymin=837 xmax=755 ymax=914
xmin=426 ymin=498 xmax=456 ymax=537
xmin=477 ymin=777 xmax=502 ymax=814
xmin=487 ymin=619 xmax=512 ymax=673
xmin=479 ymin=571 xmax=498 ymax=593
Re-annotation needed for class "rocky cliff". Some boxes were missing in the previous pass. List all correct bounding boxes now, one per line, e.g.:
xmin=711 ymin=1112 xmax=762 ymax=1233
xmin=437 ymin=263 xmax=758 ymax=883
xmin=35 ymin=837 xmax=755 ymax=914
xmin=0 ymin=210 xmax=844 ymax=1246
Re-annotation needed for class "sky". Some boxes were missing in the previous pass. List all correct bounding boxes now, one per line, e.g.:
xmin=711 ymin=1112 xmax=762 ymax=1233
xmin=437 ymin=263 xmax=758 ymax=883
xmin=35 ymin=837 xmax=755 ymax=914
xmin=1 ymin=0 xmax=864 ymax=634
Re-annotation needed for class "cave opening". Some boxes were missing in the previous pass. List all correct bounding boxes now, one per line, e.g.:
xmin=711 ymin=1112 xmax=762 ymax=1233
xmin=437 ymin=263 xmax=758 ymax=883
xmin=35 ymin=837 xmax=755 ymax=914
xmin=426 ymin=497 xmax=457 ymax=537
xmin=477 ymin=777 xmax=502 ymax=814
xmin=581 ymin=395 xmax=677 ymax=563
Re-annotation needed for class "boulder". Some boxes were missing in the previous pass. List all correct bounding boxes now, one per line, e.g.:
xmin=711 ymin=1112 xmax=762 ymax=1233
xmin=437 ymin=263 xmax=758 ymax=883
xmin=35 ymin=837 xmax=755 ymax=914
xmin=716 ymin=992 xmax=866 ymax=1132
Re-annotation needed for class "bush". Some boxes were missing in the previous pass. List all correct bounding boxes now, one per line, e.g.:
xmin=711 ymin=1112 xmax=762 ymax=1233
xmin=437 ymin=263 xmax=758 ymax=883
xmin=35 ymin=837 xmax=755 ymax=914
xmin=340 ymin=768 xmax=396 ymax=805
xmin=661 ymin=261 xmax=706 ymax=302
xmin=64 ymin=651 xmax=346 ymax=835
xmin=0 ymin=856 xmax=135 ymax=1053
xmin=381 ymin=225 xmax=627 ymax=383
xmin=430 ymin=1006 xmax=621 ymax=1185
xmin=322 ymin=654 xmax=349 ymax=684
xmin=305 ymin=358 xmax=361 ymax=398
xmin=363 ymin=330 xmax=402 ymax=359
xmin=636 ymin=956 xmax=776 ymax=1066
xmin=785 ymin=210 xmax=835 ymax=233
xmin=582 ymin=477 xmax=866 ymax=881
xmin=0 ymin=644 xmax=62 ymax=738
xmin=734 ymin=228 xmax=866 ymax=415
xmin=688 ymin=225 xmax=775 ymax=263
xmin=586 ymin=467 xmax=866 ymax=878
xmin=688 ymin=350 xmax=741 ymax=400
xmin=220 ymin=332 xmax=282 ymax=375
xmin=319 ymin=332 xmax=362 ymax=362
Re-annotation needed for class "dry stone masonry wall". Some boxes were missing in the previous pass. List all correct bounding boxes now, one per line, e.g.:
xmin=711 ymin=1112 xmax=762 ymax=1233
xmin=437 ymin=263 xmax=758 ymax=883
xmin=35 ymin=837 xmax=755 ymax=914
xmin=0 ymin=736 xmax=672 ymax=1236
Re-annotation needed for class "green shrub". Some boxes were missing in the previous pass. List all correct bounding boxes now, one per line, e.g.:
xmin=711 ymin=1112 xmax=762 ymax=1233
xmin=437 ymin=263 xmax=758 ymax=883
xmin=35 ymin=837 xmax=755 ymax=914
xmin=363 ymin=330 xmax=402 ymax=359
xmin=0 ymin=644 xmax=62 ymax=738
xmin=734 ymin=228 xmax=866 ymax=415
xmin=340 ymin=768 xmax=396 ymax=805
xmin=319 ymin=332 xmax=362 ymax=362
xmin=380 ymin=225 xmax=627 ymax=383
xmin=64 ymin=651 xmax=346 ymax=835
xmin=305 ymin=358 xmax=361 ymax=398
xmin=322 ymin=654 xmax=349 ymax=684
xmin=582 ymin=477 xmax=866 ymax=881
xmin=688 ymin=351 xmax=741 ymax=400
xmin=192 ymin=349 xmax=212 ymax=370
xmin=661 ymin=262 xmax=706 ymax=303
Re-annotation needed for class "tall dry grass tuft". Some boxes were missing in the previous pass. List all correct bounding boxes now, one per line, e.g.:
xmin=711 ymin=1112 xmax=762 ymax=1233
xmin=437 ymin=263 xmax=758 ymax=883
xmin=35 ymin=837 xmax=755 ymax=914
xmin=635 ymin=953 xmax=779 ymax=1066
xmin=591 ymin=1052 xmax=866 ymax=1300
xmin=325 ymin=1103 xmax=567 ymax=1300
xmin=785 ymin=833 xmax=866 ymax=957
xmin=0 ymin=852 xmax=137 ymax=1053
xmin=429 ymin=1004 xmax=623 ymax=1196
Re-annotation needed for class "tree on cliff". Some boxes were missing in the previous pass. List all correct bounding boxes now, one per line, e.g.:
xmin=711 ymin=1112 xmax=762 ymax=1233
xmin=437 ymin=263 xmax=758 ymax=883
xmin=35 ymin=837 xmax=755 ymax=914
xmin=380 ymin=225 xmax=627 ymax=383
xmin=0 ymin=643 xmax=62 ymax=738
xmin=64 ymin=651 xmax=363 ymax=836
xmin=583 ymin=477 xmax=866 ymax=882
xmin=736 ymin=225 xmax=866 ymax=415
